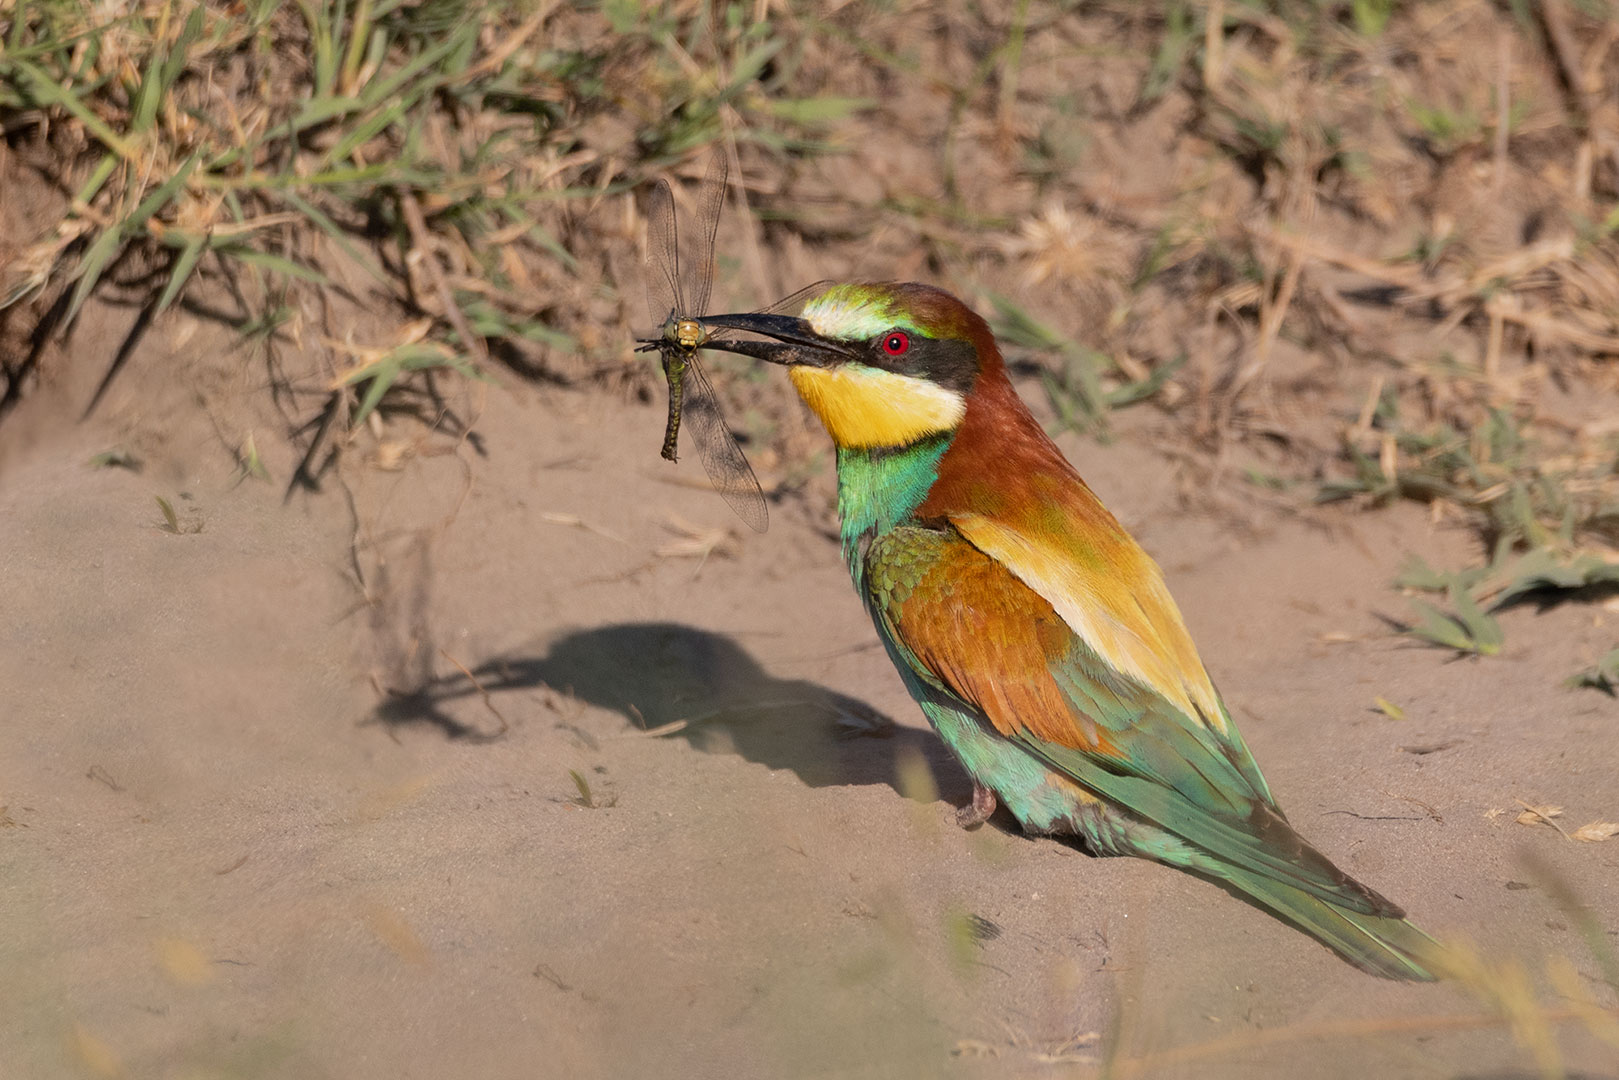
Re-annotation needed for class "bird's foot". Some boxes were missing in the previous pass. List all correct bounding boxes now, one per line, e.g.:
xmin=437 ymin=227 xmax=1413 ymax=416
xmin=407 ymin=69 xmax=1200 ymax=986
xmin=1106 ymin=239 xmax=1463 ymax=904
xmin=954 ymin=782 xmax=997 ymax=829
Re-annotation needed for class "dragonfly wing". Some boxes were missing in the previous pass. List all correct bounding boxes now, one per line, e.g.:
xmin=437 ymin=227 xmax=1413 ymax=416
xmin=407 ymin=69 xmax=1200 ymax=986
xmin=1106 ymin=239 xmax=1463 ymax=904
xmin=704 ymin=279 xmax=833 ymax=344
xmin=685 ymin=150 xmax=728 ymax=320
xmin=680 ymin=354 xmax=768 ymax=533
xmin=644 ymin=179 xmax=682 ymax=325
xmin=759 ymin=278 xmax=833 ymax=316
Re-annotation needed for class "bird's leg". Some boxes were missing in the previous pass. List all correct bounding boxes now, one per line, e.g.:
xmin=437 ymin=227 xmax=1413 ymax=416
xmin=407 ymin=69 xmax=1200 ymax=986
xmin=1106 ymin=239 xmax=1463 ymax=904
xmin=954 ymin=781 xmax=997 ymax=829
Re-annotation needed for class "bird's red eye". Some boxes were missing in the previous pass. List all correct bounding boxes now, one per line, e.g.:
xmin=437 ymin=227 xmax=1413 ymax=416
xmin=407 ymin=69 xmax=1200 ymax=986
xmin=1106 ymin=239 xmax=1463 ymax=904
xmin=881 ymin=331 xmax=910 ymax=356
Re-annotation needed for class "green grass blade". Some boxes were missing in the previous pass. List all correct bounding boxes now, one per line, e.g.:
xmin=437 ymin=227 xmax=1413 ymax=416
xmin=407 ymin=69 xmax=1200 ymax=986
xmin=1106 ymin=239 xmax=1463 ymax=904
xmin=63 ymin=226 xmax=127 ymax=327
xmin=279 ymin=190 xmax=389 ymax=284
xmin=321 ymin=98 xmax=410 ymax=170
xmin=155 ymin=495 xmax=180 ymax=534
xmin=351 ymin=20 xmax=470 ymax=110
xmin=286 ymin=94 xmax=367 ymax=133
xmin=154 ymin=232 xmax=208 ymax=314
xmin=64 ymin=154 xmax=200 ymax=322
xmin=762 ymin=97 xmax=874 ymax=126
xmin=126 ymin=155 xmax=199 ymax=229
xmin=162 ymin=7 xmax=208 ymax=91
xmin=216 ymin=246 xmax=330 ymax=284
xmin=348 ymin=355 xmax=402 ymax=427
xmin=11 ymin=58 xmax=134 ymax=158
xmin=341 ymin=0 xmax=377 ymax=92
xmin=130 ymin=40 xmax=167 ymax=133
xmin=1566 ymin=649 xmax=1619 ymax=694
xmin=1403 ymin=599 xmax=1478 ymax=653
xmin=1106 ymin=355 xmax=1186 ymax=407
xmin=1449 ymin=583 xmax=1503 ymax=655
xmin=296 ymin=0 xmax=339 ymax=98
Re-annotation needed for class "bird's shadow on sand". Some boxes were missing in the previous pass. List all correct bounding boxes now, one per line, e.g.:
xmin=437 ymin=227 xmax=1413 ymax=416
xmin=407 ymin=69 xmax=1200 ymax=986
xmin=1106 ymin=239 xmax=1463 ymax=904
xmin=373 ymin=621 xmax=971 ymax=800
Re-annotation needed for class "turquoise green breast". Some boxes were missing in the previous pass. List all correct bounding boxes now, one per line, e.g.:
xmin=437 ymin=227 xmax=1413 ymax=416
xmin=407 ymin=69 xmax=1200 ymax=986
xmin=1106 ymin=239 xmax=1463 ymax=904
xmin=834 ymin=435 xmax=951 ymax=588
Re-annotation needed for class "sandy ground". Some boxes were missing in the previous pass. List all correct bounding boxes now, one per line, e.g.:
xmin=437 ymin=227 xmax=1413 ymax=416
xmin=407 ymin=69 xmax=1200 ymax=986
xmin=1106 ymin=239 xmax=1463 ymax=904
xmin=2 ymin=308 xmax=1618 ymax=1080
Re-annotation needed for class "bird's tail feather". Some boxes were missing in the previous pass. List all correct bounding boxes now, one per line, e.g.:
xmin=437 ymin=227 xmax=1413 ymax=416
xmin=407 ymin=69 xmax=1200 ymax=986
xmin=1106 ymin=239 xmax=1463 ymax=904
xmin=1203 ymin=860 xmax=1445 ymax=981
xmin=1010 ymin=733 xmax=1445 ymax=978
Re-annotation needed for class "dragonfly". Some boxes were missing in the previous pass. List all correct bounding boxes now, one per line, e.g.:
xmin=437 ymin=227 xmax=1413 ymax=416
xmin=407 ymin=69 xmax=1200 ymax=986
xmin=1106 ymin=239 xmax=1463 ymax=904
xmin=637 ymin=150 xmax=825 ymax=533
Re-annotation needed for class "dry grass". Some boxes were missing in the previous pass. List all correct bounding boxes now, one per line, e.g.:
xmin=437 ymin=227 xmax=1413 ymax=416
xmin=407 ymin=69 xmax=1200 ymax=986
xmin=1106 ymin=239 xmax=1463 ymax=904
xmin=0 ymin=0 xmax=863 ymax=456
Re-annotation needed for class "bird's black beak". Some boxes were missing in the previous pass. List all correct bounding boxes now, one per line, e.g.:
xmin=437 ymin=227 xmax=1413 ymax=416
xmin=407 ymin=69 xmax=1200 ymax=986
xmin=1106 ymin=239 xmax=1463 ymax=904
xmin=694 ymin=312 xmax=854 ymax=368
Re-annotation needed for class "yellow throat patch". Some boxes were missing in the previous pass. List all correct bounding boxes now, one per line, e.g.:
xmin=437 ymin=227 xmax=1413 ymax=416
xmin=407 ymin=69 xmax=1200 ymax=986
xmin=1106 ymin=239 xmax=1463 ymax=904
xmin=789 ymin=364 xmax=966 ymax=449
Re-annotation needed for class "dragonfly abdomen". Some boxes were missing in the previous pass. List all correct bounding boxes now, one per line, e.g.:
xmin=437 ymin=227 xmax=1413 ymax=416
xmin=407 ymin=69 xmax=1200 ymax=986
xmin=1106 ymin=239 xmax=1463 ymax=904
xmin=660 ymin=347 xmax=688 ymax=463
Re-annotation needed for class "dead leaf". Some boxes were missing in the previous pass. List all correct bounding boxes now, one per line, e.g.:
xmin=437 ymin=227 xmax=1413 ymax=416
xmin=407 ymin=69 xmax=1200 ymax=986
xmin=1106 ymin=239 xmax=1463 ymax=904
xmin=155 ymin=937 xmax=214 ymax=985
xmin=1515 ymin=801 xmax=1567 ymax=835
xmin=70 ymin=1023 xmax=124 ymax=1078
xmin=373 ymin=440 xmax=411 ymax=470
xmin=1571 ymin=821 xmax=1619 ymax=843
xmin=656 ymin=514 xmax=739 ymax=560
xmin=364 ymin=903 xmax=430 ymax=966
xmin=541 ymin=511 xmax=625 ymax=544
xmin=617 ymin=719 xmax=689 ymax=738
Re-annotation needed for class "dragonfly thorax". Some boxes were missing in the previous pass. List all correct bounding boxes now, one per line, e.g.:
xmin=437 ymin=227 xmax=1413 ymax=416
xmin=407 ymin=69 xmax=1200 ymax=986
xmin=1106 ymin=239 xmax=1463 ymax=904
xmin=673 ymin=318 xmax=704 ymax=349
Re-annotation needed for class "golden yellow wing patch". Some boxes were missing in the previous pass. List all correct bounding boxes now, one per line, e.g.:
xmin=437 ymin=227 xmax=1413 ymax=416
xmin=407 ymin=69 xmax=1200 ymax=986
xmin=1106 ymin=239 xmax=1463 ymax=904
xmin=949 ymin=510 xmax=1226 ymax=733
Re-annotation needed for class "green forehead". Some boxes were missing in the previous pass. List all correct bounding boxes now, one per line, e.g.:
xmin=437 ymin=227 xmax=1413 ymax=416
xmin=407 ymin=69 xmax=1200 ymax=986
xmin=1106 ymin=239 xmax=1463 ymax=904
xmin=804 ymin=285 xmax=925 ymax=340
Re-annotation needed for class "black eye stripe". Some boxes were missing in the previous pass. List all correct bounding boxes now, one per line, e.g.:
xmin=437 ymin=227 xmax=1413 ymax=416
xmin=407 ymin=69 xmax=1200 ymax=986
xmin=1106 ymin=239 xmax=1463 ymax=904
xmin=864 ymin=332 xmax=978 ymax=394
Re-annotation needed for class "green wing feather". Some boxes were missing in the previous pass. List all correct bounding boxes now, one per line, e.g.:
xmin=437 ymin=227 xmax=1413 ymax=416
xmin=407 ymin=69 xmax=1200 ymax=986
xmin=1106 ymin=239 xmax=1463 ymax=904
xmin=1009 ymin=734 xmax=1397 ymax=917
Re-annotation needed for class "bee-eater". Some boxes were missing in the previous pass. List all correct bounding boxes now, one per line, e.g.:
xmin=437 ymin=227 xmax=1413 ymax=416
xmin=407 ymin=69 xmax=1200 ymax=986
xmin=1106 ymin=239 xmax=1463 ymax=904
xmin=695 ymin=282 xmax=1443 ymax=980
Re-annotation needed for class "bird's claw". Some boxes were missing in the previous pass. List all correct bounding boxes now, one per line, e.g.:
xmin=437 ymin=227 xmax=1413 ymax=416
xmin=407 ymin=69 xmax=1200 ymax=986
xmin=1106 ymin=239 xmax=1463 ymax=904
xmin=954 ymin=782 xmax=997 ymax=829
